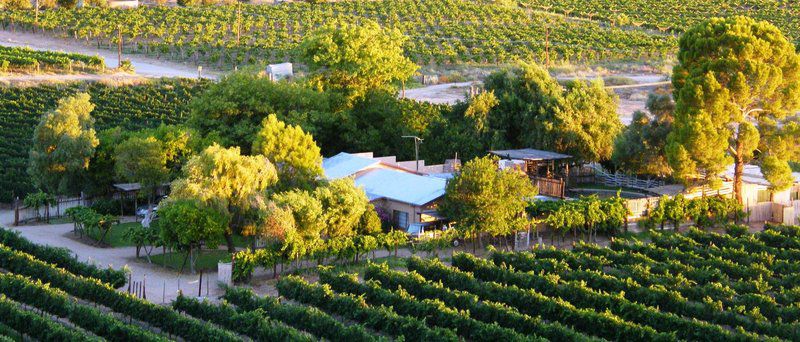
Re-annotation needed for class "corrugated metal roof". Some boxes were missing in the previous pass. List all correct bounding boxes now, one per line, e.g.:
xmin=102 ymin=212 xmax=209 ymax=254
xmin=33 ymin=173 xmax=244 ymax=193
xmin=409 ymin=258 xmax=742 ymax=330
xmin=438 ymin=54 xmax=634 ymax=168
xmin=323 ymin=152 xmax=380 ymax=179
xmin=355 ymin=169 xmax=446 ymax=206
xmin=490 ymin=148 xmax=572 ymax=161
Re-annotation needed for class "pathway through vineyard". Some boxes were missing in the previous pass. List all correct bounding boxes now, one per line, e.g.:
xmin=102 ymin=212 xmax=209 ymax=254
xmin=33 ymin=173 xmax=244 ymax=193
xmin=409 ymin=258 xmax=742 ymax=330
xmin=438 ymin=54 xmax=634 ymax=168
xmin=0 ymin=208 xmax=623 ymax=305
xmin=0 ymin=29 xmax=213 ymax=80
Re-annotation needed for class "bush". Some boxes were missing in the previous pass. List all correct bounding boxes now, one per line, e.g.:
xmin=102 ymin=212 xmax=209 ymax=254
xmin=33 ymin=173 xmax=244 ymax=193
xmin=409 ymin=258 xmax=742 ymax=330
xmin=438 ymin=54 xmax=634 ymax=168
xmin=1 ymin=0 xmax=32 ymax=10
xmin=56 ymin=0 xmax=77 ymax=8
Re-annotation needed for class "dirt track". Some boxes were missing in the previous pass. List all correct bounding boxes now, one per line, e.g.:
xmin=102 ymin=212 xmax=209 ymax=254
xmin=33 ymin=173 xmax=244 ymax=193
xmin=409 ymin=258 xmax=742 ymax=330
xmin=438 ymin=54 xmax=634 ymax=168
xmin=0 ymin=30 xmax=213 ymax=80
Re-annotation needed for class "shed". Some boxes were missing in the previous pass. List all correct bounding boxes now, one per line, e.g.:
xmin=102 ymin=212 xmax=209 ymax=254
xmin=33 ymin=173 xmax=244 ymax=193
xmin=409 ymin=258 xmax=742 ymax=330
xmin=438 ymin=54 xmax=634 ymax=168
xmin=266 ymin=62 xmax=293 ymax=81
xmin=489 ymin=148 xmax=573 ymax=198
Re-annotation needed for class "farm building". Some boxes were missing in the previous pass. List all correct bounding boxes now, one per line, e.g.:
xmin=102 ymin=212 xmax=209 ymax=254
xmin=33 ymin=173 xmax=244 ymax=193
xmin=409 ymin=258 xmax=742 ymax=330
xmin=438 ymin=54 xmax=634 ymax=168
xmin=323 ymin=152 xmax=456 ymax=229
xmin=724 ymin=164 xmax=800 ymax=225
xmin=490 ymin=148 xmax=573 ymax=197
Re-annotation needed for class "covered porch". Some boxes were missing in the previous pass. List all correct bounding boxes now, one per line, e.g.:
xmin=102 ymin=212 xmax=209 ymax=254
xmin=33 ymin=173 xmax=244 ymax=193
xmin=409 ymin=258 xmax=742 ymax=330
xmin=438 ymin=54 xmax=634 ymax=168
xmin=490 ymin=148 xmax=573 ymax=198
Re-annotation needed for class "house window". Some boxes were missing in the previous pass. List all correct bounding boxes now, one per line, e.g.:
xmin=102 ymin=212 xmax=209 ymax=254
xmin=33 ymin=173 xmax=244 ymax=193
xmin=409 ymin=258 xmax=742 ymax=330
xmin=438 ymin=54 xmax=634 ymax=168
xmin=792 ymin=190 xmax=800 ymax=201
xmin=393 ymin=210 xmax=409 ymax=229
xmin=756 ymin=190 xmax=771 ymax=203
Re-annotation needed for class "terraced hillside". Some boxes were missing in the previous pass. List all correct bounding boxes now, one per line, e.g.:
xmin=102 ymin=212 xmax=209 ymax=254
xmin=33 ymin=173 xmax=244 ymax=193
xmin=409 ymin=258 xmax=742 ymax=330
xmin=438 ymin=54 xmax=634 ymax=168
xmin=520 ymin=0 xmax=799 ymax=42
xmin=0 ymin=79 xmax=209 ymax=202
xmin=0 ymin=0 xmax=676 ymax=68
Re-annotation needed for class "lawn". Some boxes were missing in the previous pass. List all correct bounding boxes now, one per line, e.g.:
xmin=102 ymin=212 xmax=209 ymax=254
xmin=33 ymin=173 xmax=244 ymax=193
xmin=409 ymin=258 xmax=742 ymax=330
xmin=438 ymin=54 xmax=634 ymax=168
xmin=146 ymin=249 xmax=231 ymax=273
xmin=86 ymin=222 xmax=139 ymax=247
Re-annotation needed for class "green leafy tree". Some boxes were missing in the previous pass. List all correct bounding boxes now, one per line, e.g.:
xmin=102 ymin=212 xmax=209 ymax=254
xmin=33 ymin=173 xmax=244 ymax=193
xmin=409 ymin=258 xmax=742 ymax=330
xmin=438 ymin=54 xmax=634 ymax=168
xmin=86 ymin=128 xmax=130 ymax=196
xmin=188 ymin=72 xmax=331 ymax=154
xmin=484 ymin=63 xmax=622 ymax=162
xmin=356 ymin=203 xmax=383 ymax=236
xmin=0 ymin=0 xmax=31 ymax=9
xmin=28 ymin=93 xmax=99 ymax=196
xmin=23 ymin=190 xmax=56 ymax=222
xmin=170 ymin=143 xmax=278 ymax=252
xmin=157 ymin=199 xmax=228 ymax=273
xmin=313 ymin=178 xmax=369 ymax=238
xmin=272 ymin=189 xmax=325 ymax=241
xmin=252 ymin=114 xmax=323 ymax=189
xmin=483 ymin=62 xmax=562 ymax=148
xmin=56 ymin=0 xmax=77 ymax=8
xmin=345 ymin=90 xmax=445 ymax=160
xmin=612 ymin=94 xmax=674 ymax=176
xmin=299 ymin=19 xmax=418 ymax=99
xmin=667 ymin=17 xmax=800 ymax=201
xmin=439 ymin=156 xmax=538 ymax=252
xmin=554 ymin=79 xmax=622 ymax=162
xmin=114 ymin=136 xmax=169 ymax=207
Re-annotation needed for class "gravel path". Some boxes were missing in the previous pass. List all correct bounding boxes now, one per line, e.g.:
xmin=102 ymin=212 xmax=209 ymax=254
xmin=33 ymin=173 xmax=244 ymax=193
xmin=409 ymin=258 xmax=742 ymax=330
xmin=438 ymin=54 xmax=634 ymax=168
xmin=0 ymin=29 xmax=216 ymax=80
xmin=1 ymin=210 xmax=220 ymax=304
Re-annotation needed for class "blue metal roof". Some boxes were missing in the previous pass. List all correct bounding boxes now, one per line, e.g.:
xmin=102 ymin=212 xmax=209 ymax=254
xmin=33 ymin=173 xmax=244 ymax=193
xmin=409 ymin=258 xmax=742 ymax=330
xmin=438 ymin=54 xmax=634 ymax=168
xmin=354 ymin=169 xmax=446 ymax=206
xmin=322 ymin=152 xmax=380 ymax=180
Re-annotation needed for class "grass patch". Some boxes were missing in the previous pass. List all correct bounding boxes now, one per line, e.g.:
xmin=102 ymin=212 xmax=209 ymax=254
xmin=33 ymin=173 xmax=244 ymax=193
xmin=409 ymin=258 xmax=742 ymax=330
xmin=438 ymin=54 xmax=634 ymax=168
xmin=146 ymin=249 xmax=231 ymax=273
xmin=86 ymin=222 xmax=139 ymax=247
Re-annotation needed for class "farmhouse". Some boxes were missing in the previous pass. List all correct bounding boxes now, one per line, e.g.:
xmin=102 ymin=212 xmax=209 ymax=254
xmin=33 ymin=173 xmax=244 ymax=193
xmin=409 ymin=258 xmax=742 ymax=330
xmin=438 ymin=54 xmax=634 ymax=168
xmin=323 ymin=152 xmax=455 ymax=229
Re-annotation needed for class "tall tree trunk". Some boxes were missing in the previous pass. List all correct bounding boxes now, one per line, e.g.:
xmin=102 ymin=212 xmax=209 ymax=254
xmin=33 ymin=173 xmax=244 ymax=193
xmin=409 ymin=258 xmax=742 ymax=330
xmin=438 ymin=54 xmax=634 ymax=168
xmin=733 ymin=145 xmax=745 ymax=205
xmin=224 ymin=232 xmax=235 ymax=253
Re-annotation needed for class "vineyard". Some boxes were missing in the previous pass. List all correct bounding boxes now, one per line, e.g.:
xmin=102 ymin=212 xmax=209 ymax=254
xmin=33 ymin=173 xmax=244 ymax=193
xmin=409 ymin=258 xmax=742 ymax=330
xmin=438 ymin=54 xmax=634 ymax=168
xmin=4 ymin=218 xmax=800 ymax=340
xmin=0 ymin=0 xmax=676 ymax=69
xmin=0 ymin=79 xmax=209 ymax=202
xmin=0 ymin=45 xmax=104 ymax=73
xmin=520 ymin=0 xmax=800 ymax=42
xmin=236 ymin=224 xmax=800 ymax=341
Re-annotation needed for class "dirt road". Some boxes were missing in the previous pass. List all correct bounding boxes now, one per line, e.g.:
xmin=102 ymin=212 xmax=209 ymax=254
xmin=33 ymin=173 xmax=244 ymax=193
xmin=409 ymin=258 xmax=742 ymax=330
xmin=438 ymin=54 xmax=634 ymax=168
xmin=0 ymin=30 xmax=213 ymax=79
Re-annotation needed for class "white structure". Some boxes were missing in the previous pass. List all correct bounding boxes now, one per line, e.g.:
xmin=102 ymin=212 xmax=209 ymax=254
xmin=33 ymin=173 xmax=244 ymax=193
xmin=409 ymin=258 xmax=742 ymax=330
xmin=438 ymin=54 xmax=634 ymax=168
xmin=266 ymin=63 xmax=293 ymax=81
xmin=724 ymin=164 xmax=800 ymax=224
xmin=108 ymin=0 xmax=139 ymax=8
xmin=323 ymin=152 xmax=453 ymax=230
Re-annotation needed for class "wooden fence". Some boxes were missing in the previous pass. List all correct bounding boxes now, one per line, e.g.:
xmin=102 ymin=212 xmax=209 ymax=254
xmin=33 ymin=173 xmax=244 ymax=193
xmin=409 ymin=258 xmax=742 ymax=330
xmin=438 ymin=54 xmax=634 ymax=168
xmin=532 ymin=177 xmax=565 ymax=198
xmin=624 ymin=196 xmax=661 ymax=219
xmin=588 ymin=163 xmax=664 ymax=190
xmin=13 ymin=196 xmax=89 ymax=226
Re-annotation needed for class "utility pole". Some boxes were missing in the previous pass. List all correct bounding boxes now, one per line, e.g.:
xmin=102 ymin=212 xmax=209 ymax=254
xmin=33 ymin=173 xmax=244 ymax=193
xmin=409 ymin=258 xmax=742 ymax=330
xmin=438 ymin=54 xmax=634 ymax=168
xmin=34 ymin=0 xmax=40 ymax=26
xmin=235 ymin=2 xmax=242 ymax=45
xmin=544 ymin=25 xmax=551 ymax=67
xmin=402 ymin=136 xmax=423 ymax=172
xmin=117 ymin=25 xmax=123 ymax=69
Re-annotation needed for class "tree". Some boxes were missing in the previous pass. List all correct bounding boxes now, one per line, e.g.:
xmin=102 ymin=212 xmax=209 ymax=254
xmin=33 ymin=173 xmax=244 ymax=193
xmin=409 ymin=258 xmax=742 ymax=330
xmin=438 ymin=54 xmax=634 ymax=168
xmin=252 ymin=114 xmax=323 ymax=189
xmin=170 ymin=144 xmax=278 ymax=252
xmin=157 ymin=199 xmax=228 ymax=273
xmin=356 ymin=203 xmax=383 ymax=236
xmin=554 ymin=79 xmax=622 ymax=162
xmin=344 ymin=90 xmax=445 ymax=160
xmin=56 ymin=0 xmax=77 ymax=8
xmin=188 ymin=72 xmax=331 ymax=155
xmin=612 ymin=94 xmax=674 ymax=176
xmin=272 ymin=189 xmax=325 ymax=241
xmin=298 ymin=19 xmax=418 ymax=99
xmin=483 ymin=63 xmax=622 ymax=162
xmin=483 ymin=62 xmax=562 ymax=148
xmin=439 ymin=156 xmax=538 ymax=252
xmin=23 ymin=190 xmax=56 ymax=222
xmin=28 ymin=93 xmax=99 ymax=196
xmin=313 ymin=178 xmax=369 ymax=238
xmin=667 ymin=17 xmax=800 ymax=202
xmin=0 ymin=0 xmax=31 ymax=9
xmin=114 ymin=136 xmax=169 ymax=207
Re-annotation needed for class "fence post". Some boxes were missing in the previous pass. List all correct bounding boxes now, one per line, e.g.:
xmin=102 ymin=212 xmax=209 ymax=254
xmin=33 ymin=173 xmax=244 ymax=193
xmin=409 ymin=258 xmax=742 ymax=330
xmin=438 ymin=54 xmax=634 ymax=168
xmin=14 ymin=197 xmax=19 ymax=226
